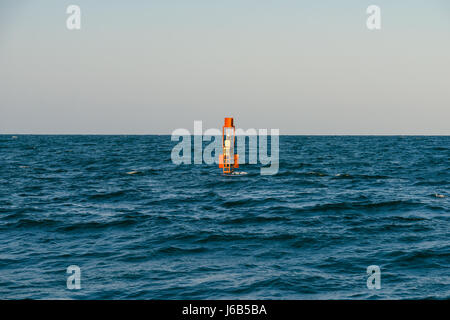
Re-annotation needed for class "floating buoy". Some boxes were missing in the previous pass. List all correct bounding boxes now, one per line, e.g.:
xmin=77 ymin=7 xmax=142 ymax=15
xmin=218 ymin=117 xmax=239 ymax=175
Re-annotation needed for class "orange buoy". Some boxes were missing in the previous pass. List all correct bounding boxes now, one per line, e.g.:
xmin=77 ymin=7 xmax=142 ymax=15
xmin=219 ymin=117 xmax=239 ymax=174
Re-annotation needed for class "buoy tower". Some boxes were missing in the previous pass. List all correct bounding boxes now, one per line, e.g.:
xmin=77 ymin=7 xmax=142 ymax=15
xmin=219 ymin=117 xmax=239 ymax=174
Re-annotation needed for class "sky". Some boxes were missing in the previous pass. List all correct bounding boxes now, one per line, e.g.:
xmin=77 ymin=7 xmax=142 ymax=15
xmin=0 ymin=0 xmax=449 ymax=134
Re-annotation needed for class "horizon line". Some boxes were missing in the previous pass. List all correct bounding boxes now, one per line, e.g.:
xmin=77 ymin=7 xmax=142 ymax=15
xmin=1 ymin=133 xmax=449 ymax=136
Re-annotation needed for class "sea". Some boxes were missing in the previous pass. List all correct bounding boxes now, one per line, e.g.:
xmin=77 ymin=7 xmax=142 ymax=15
xmin=0 ymin=135 xmax=449 ymax=299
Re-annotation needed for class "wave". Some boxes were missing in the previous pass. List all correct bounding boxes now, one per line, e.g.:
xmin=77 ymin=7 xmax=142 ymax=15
xmin=154 ymin=245 xmax=209 ymax=255
xmin=220 ymin=215 xmax=291 ymax=225
xmin=295 ymin=200 xmax=423 ymax=213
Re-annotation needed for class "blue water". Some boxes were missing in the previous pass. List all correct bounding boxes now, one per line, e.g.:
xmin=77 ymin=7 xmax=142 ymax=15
xmin=0 ymin=135 xmax=449 ymax=299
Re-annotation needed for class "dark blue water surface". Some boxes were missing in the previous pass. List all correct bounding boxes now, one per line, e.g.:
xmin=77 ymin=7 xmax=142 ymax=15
xmin=0 ymin=135 xmax=449 ymax=299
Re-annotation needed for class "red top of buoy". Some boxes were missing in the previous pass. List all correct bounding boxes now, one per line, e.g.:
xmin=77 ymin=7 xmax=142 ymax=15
xmin=224 ymin=117 xmax=234 ymax=128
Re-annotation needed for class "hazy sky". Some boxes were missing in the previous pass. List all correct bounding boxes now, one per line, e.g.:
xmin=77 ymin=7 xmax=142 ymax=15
xmin=1 ymin=0 xmax=449 ymax=134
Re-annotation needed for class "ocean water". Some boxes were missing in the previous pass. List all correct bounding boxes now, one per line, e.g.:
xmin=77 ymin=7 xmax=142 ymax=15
xmin=0 ymin=135 xmax=449 ymax=299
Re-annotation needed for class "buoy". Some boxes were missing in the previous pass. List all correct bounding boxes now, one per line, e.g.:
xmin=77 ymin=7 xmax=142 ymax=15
xmin=218 ymin=117 xmax=239 ymax=174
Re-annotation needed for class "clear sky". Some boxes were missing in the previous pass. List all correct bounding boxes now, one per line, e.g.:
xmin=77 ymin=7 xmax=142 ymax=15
xmin=0 ymin=0 xmax=449 ymax=134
